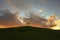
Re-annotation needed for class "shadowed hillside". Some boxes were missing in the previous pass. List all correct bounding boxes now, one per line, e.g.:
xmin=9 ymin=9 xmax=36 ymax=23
xmin=0 ymin=26 xmax=60 ymax=40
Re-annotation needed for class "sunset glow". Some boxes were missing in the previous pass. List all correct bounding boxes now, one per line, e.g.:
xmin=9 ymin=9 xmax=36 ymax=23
xmin=51 ymin=19 xmax=60 ymax=30
xmin=0 ymin=0 xmax=60 ymax=30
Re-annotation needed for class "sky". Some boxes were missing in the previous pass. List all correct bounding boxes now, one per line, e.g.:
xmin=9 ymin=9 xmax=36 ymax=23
xmin=0 ymin=0 xmax=60 ymax=29
xmin=0 ymin=0 xmax=60 ymax=17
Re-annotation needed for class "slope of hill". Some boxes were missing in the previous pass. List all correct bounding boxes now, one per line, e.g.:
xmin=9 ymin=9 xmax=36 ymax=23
xmin=0 ymin=26 xmax=60 ymax=40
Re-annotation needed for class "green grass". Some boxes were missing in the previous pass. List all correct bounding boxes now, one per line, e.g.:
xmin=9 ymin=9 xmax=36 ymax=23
xmin=0 ymin=26 xmax=60 ymax=40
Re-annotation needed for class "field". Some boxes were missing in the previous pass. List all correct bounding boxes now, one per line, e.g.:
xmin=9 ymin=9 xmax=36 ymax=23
xmin=0 ymin=26 xmax=60 ymax=40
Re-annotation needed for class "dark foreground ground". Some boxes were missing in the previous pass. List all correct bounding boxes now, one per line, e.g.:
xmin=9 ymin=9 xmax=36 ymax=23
xmin=0 ymin=26 xmax=60 ymax=40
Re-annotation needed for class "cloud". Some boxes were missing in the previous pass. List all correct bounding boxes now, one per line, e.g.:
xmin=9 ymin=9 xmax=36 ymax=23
xmin=0 ymin=0 xmax=57 ymax=29
xmin=22 ymin=12 xmax=51 ymax=28
xmin=6 ymin=0 xmax=33 ymax=10
xmin=0 ymin=9 xmax=23 ymax=28
xmin=0 ymin=0 xmax=4 ymax=10
xmin=0 ymin=9 xmax=56 ymax=29
xmin=40 ymin=0 xmax=47 ymax=3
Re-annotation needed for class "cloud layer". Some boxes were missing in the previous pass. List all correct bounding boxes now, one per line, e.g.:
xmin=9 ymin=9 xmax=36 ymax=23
xmin=0 ymin=9 xmax=23 ymax=28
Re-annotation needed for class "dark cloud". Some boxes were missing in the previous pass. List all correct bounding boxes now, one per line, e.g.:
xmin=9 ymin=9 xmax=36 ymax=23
xmin=0 ymin=9 xmax=23 ymax=27
xmin=23 ymin=13 xmax=51 ymax=28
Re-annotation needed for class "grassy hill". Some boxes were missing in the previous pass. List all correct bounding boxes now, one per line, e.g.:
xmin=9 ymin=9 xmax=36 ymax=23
xmin=0 ymin=26 xmax=60 ymax=40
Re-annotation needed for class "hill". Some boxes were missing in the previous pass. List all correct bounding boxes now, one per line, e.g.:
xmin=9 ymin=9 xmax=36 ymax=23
xmin=0 ymin=26 xmax=60 ymax=40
